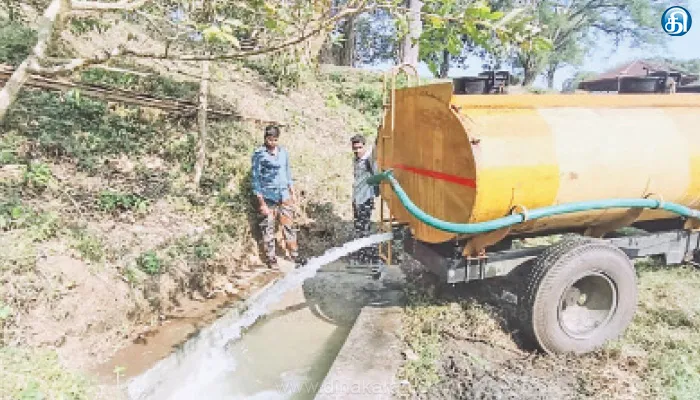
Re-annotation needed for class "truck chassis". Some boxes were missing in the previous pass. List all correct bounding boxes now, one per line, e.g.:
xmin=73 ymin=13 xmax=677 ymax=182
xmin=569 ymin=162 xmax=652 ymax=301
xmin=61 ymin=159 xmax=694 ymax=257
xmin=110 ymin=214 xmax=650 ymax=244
xmin=394 ymin=224 xmax=700 ymax=354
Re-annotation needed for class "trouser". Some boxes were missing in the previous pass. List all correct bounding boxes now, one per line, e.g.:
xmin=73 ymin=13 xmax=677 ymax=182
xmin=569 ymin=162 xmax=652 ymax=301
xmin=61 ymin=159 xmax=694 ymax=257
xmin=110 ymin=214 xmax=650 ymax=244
xmin=353 ymin=198 xmax=377 ymax=264
xmin=259 ymin=199 xmax=298 ymax=263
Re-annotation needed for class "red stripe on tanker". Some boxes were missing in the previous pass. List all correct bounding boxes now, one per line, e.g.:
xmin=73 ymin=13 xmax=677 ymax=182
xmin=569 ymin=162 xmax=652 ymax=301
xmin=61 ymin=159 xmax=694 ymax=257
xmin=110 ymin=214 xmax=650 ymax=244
xmin=393 ymin=164 xmax=477 ymax=188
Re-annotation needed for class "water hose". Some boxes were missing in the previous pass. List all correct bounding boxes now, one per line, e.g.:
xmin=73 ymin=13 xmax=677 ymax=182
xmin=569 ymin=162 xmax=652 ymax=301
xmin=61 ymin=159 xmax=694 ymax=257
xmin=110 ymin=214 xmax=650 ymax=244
xmin=366 ymin=170 xmax=700 ymax=235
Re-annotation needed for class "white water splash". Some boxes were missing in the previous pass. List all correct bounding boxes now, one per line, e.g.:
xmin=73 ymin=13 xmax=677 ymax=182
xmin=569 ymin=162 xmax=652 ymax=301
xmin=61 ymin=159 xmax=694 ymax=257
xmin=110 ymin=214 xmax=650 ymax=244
xmin=128 ymin=232 xmax=393 ymax=400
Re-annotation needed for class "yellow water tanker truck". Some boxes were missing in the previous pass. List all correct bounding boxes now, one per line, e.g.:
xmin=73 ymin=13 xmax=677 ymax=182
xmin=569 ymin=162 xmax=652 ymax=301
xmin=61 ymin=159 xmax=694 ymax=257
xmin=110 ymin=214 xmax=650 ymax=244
xmin=369 ymin=71 xmax=700 ymax=355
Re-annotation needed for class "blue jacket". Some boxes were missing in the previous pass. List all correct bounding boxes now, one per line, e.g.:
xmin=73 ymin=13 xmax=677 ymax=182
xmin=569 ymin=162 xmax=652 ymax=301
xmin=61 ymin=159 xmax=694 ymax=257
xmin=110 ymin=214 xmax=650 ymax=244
xmin=251 ymin=145 xmax=293 ymax=203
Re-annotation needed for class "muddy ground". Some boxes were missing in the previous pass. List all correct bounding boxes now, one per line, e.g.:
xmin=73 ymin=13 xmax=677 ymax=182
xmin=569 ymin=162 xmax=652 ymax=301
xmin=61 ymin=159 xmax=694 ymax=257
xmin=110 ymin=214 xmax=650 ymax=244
xmin=394 ymin=253 xmax=699 ymax=400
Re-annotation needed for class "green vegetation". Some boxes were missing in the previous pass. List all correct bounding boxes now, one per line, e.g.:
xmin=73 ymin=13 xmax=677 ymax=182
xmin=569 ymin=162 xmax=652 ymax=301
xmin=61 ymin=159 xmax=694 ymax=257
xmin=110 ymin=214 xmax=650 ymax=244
xmin=398 ymin=291 xmax=444 ymax=390
xmin=97 ymin=191 xmax=149 ymax=214
xmin=164 ymin=132 xmax=197 ymax=173
xmin=198 ymin=121 xmax=257 ymax=197
xmin=136 ymin=251 xmax=163 ymax=275
xmin=337 ymin=84 xmax=383 ymax=124
xmin=243 ymin=55 xmax=309 ymax=92
xmin=0 ymin=19 xmax=36 ymax=66
xmin=614 ymin=261 xmax=700 ymax=399
xmin=193 ymin=240 xmax=215 ymax=260
xmin=398 ymin=284 xmax=518 ymax=394
xmin=3 ymin=89 xmax=159 ymax=171
xmin=22 ymin=162 xmax=53 ymax=191
xmin=319 ymin=69 xmax=384 ymax=136
xmin=122 ymin=266 xmax=140 ymax=285
xmin=69 ymin=16 xmax=112 ymax=35
xmin=70 ymin=229 xmax=105 ymax=263
xmin=0 ymin=346 xmax=94 ymax=400
xmin=0 ymin=132 xmax=24 ymax=165
xmin=0 ymin=232 xmax=36 ymax=277
xmin=0 ymin=200 xmax=59 ymax=241
xmin=79 ymin=67 xmax=200 ymax=100
xmin=399 ymin=258 xmax=700 ymax=398
xmin=167 ymin=236 xmax=218 ymax=264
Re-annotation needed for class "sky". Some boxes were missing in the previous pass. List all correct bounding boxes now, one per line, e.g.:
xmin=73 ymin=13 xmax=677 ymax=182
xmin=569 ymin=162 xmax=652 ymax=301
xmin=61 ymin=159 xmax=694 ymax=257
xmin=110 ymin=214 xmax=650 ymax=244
xmin=362 ymin=1 xmax=700 ymax=91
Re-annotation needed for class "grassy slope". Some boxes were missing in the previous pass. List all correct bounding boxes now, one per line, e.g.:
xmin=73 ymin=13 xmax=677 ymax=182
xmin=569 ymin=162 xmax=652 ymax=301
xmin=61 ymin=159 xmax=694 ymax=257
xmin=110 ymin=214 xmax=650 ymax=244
xmin=1 ymin=17 xmax=388 ymax=398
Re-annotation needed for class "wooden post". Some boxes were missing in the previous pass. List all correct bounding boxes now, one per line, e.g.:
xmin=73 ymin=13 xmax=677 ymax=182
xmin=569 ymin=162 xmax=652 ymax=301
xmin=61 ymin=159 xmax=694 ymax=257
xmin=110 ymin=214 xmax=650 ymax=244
xmin=193 ymin=60 xmax=210 ymax=189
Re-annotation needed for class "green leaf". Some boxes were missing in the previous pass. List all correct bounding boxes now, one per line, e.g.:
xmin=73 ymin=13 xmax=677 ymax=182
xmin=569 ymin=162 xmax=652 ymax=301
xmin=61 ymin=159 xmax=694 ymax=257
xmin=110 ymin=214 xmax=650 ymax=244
xmin=10 ymin=206 xmax=23 ymax=219
xmin=427 ymin=60 xmax=439 ymax=77
xmin=446 ymin=34 xmax=461 ymax=54
xmin=491 ymin=11 xmax=505 ymax=20
xmin=428 ymin=15 xmax=444 ymax=29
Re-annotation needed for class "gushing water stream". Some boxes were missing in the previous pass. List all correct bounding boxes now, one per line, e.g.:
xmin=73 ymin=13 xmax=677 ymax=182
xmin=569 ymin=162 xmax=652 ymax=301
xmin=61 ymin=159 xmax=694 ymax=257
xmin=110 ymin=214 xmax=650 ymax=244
xmin=128 ymin=232 xmax=393 ymax=400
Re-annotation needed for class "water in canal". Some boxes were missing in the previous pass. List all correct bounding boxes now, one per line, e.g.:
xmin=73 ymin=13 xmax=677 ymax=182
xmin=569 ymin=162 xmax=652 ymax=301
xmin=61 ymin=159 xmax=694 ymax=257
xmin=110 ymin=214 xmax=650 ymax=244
xmin=128 ymin=233 xmax=394 ymax=400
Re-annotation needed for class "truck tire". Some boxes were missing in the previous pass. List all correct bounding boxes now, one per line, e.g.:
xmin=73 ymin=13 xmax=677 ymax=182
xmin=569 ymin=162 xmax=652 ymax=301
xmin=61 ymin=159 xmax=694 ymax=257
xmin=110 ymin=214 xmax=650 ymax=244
xmin=523 ymin=235 xmax=637 ymax=354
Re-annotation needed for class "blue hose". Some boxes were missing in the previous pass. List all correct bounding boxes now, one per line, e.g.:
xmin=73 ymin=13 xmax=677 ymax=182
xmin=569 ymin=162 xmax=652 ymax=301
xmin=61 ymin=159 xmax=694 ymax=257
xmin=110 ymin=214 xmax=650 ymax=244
xmin=367 ymin=170 xmax=700 ymax=234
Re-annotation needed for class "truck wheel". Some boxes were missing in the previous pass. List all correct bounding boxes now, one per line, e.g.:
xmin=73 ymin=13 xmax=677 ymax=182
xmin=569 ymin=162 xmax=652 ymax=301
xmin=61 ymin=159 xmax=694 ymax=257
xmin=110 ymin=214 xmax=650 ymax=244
xmin=523 ymin=236 xmax=637 ymax=354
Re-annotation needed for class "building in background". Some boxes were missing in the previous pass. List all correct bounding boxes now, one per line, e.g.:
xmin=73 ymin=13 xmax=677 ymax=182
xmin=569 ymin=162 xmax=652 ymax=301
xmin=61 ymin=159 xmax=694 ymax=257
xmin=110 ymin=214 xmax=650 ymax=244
xmin=577 ymin=59 xmax=700 ymax=93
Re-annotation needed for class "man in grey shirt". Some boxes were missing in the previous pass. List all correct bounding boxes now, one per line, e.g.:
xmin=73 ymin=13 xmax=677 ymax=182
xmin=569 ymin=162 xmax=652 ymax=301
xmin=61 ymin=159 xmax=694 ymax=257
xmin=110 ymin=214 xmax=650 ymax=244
xmin=350 ymin=134 xmax=381 ymax=274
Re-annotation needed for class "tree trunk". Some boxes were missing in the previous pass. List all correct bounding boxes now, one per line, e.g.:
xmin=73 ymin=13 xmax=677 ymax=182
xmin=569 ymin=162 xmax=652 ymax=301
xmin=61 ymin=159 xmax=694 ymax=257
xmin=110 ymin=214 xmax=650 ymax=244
xmin=401 ymin=0 xmax=423 ymax=68
xmin=522 ymin=68 xmax=538 ymax=87
xmin=0 ymin=0 xmax=67 ymax=124
xmin=438 ymin=49 xmax=450 ymax=78
xmin=193 ymin=60 xmax=210 ymax=189
xmin=546 ymin=64 xmax=558 ymax=90
xmin=317 ymin=35 xmax=337 ymax=64
xmin=339 ymin=16 xmax=356 ymax=66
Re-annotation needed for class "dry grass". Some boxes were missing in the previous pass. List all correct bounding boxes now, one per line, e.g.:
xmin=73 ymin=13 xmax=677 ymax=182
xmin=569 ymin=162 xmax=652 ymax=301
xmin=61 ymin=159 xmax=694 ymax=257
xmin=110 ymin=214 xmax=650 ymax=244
xmin=0 ymin=346 xmax=95 ymax=400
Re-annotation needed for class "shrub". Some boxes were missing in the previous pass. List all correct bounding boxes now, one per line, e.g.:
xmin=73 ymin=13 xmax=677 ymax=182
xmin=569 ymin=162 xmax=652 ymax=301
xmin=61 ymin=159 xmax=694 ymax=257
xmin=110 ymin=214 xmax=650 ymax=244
xmin=0 ymin=200 xmax=59 ymax=240
xmin=97 ymin=191 xmax=149 ymax=214
xmin=79 ymin=68 xmax=199 ymax=100
xmin=3 ymin=89 xmax=159 ymax=171
xmin=0 ymin=20 xmax=36 ymax=66
xmin=136 ymin=251 xmax=162 ymax=275
xmin=23 ymin=162 xmax=53 ymax=191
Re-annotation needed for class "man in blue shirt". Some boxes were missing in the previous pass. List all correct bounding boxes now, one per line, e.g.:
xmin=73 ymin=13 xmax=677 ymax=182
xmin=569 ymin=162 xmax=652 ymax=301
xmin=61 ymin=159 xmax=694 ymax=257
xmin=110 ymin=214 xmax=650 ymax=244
xmin=251 ymin=125 xmax=303 ymax=268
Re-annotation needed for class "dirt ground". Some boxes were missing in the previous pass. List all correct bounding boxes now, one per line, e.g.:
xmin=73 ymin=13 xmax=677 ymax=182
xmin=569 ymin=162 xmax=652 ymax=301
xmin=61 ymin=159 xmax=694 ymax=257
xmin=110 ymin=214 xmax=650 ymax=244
xmin=394 ymin=251 xmax=699 ymax=400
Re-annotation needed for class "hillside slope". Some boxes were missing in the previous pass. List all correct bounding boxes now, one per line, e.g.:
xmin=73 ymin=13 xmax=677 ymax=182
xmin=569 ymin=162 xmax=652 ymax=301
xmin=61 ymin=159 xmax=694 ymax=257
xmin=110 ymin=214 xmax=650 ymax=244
xmin=1 ymin=15 xmax=388 ymax=397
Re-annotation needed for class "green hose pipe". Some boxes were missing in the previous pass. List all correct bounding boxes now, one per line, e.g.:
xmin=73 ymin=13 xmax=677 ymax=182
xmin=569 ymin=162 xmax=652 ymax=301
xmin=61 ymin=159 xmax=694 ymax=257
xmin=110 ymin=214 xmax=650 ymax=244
xmin=367 ymin=170 xmax=700 ymax=235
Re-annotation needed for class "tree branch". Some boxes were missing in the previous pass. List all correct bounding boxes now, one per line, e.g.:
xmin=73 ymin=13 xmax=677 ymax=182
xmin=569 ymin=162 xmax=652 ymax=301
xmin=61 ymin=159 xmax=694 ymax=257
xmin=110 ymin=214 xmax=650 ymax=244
xmin=28 ymin=47 xmax=124 ymax=75
xmin=71 ymin=0 xmax=150 ymax=11
xmin=378 ymin=2 xmax=530 ymax=29
xmin=120 ymin=2 xmax=372 ymax=61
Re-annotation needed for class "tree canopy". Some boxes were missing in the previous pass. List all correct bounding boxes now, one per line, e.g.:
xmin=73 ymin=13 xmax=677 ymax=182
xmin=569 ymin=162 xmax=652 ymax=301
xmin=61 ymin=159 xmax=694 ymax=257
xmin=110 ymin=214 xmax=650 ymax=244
xmin=508 ymin=0 xmax=681 ymax=87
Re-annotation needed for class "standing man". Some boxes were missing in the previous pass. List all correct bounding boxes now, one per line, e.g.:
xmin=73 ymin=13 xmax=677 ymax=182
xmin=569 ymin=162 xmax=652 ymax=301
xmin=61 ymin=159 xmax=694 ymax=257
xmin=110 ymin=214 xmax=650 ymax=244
xmin=251 ymin=125 xmax=304 ymax=268
xmin=351 ymin=134 xmax=382 ymax=274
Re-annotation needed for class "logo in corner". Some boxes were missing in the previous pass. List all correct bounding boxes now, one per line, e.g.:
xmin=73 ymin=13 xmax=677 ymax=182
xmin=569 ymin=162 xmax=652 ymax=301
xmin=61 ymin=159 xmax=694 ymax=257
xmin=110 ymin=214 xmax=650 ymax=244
xmin=662 ymin=6 xmax=692 ymax=36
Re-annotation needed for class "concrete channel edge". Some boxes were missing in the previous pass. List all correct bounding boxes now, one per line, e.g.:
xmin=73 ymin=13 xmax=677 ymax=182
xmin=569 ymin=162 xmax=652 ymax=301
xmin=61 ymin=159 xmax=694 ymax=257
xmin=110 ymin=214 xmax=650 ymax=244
xmin=314 ymin=305 xmax=405 ymax=400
